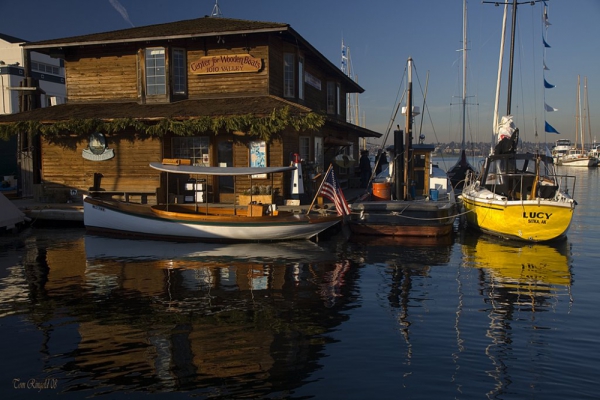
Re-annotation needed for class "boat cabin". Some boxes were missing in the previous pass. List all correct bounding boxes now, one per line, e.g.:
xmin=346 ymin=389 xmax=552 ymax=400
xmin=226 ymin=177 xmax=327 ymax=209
xmin=482 ymin=153 xmax=558 ymax=200
xmin=0 ymin=17 xmax=380 ymax=205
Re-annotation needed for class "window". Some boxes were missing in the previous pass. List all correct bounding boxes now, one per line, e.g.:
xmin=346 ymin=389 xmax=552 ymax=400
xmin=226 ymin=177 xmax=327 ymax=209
xmin=298 ymin=56 xmax=304 ymax=100
xmin=31 ymin=61 xmax=60 ymax=76
xmin=284 ymin=53 xmax=295 ymax=98
xmin=172 ymin=48 xmax=187 ymax=95
xmin=299 ymin=137 xmax=310 ymax=162
xmin=145 ymin=48 xmax=166 ymax=95
xmin=172 ymin=136 xmax=210 ymax=166
xmin=314 ymin=137 xmax=323 ymax=173
xmin=336 ymin=83 xmax=341 ymax=115
xmin=327 ymin=81 xmax=335 ymax=114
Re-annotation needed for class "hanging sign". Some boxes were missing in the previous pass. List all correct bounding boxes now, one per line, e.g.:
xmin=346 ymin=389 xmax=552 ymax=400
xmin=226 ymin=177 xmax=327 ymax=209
xmin=82 ymin=132 xmax=115 ymax=161
xmin=189 ymin=54 xmax=262 ymax=75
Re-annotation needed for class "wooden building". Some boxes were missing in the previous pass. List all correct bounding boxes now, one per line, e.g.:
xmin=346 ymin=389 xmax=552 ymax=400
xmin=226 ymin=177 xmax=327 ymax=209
xmin=0 ymin=17 xmax=380 ymax=204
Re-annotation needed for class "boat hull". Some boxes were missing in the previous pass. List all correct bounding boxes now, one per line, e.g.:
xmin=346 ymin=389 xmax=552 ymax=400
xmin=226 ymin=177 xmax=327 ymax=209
xmin=84 ymin=197 xmax=341 ymax=242
xmin=555 ymin=157 xmax=598 ymax=167
xmin=347 ymin=200 xmax=456 ymax=237
xmin=461 ymin=195 xmax=575 ymax=242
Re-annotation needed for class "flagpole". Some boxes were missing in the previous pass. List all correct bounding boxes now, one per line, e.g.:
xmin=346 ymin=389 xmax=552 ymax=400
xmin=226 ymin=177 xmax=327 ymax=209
xmin=306 ymin=164 xmax=333 ymax=215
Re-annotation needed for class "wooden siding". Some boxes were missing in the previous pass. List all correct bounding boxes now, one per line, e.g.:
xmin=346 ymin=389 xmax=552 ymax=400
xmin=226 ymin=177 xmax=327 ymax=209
xmin=65 ymin=47 xmax=139 ymax=102
xmin=40 ymin=133 xmax=162 ymax=202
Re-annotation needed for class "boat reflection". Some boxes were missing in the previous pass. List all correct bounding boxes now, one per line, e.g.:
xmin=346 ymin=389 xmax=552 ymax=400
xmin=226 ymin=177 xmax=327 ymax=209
xmin=459 ymin=232 xmax=573 ymax=397
xmin=8 ymin=232 xmax=358 ymax=396
xmin=84 ymin=234 xmax=334 ymax=263
xmin=348 ymin=233 xmax=455 ymax=372
xmin=461 ymin=232 xmax=572 ymax=296
xmin=348 ymin=233 xmax=454 ymax=266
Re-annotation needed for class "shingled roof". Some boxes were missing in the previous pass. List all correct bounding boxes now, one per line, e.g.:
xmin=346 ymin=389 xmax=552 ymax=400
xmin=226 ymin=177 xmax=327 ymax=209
xmin=0 ymin=95 xmax=380 ymax=138
xmin=22 ymin=17 xmax=290 ymax=49
xmin=0 ymin=95 xmax=310 ymax=123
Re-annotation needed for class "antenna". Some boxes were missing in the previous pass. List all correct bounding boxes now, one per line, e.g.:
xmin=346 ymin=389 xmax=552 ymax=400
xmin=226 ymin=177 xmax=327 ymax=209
xmin=211 ymin=0 xmax=222 ymax=17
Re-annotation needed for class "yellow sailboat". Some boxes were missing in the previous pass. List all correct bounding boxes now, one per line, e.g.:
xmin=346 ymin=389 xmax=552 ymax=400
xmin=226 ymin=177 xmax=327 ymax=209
xmin=460 ymin=1 xmax=577 ymax=242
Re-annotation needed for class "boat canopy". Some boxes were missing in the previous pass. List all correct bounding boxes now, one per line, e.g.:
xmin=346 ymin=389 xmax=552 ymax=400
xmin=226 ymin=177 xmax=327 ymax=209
xmin=149 ymin=162 xmax=296 ymax=176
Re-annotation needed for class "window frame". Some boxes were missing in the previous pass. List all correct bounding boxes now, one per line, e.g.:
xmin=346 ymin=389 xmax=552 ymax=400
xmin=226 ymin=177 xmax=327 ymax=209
xmin=145 ymin=47 xmax=167 ymax=97
xmin=172 ymin=136 xmax=211 ymax=166
xmin=171 ymin=48 xmax=187 ymax=96
xmin=284 ymin=53 xmax=295 ymax=98
xmin=299 ymin=136 xmax=310 ymax=162
xmin=298 ymin=55 xmax=304 ymax=101
xmin=327 ymin=81 xmax=336 ymax=114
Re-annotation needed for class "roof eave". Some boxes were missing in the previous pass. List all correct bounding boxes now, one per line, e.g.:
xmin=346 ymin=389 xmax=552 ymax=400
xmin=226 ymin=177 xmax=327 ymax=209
xmin=21 ymin=26 xmax=289 ymax=50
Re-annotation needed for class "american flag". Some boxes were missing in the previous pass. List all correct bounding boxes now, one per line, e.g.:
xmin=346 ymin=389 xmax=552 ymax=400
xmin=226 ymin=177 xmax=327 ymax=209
xmin=320 ymin=168 xmax=350 ymax=216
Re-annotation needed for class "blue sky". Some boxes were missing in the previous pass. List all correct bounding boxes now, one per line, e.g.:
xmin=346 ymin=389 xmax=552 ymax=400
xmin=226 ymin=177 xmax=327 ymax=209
xmin=1 ymin=0 xmax=599 ymax=146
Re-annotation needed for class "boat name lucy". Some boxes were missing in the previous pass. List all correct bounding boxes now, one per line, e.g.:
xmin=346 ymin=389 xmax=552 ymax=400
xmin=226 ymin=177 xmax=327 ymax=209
xmin=522 ymin=211 xmax=552 ymax=223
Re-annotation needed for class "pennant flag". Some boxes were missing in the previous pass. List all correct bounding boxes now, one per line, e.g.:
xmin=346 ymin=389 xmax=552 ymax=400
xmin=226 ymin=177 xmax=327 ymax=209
xmin=544 ymin=5 xmax=551 ymax=27
xmin=320 ymin=168 xmax=350 ymax=216
xmin=544 ymin=103 xmax=558 ymax=112
xmin=543 ymin=60 xmax=549 ymax=70
xmin=545 ymin=121 xmax=560 ymax=134
xmin=543 ymin=36 xmax=551 ymax=48
xmin=544 ymin=79 xmax=555 ymax=89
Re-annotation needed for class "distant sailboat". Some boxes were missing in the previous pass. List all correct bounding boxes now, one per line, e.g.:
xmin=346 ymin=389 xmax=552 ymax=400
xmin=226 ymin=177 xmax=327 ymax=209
xmin=447 ymin=0 xmax=475 ymax=192
xmin=553 ymin=75 xmax=598 ymax=167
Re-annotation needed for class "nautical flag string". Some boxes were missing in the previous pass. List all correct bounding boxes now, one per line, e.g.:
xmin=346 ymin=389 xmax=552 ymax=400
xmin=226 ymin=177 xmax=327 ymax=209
xmin=319 ymin=168 xmax=350 ymax=216
xmin=542 ymin=2 xmax=559 ymax=135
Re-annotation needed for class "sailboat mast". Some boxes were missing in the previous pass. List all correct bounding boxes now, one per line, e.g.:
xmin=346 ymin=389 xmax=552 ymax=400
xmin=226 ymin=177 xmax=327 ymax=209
xmin=492 ymin=2 xmax=508 ymax=142
xmin=506 ymin=0 xmax=518 ymax=115
xmin=576 ymin=75 xmax=582 ymax=149
xmin=585 ymin=76 xmax=592 ymax=146
xmin=404 ymin=57 xmax=413 ymax=200
xmin=461 ymin=0 xmax=467 ymax=151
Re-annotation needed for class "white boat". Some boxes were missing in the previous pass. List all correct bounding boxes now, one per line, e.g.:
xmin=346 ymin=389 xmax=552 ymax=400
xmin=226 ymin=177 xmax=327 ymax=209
xmin=460 ymin=0 xmax=577 ymax=242
xmin=551 ymin=138 xmax=573 ymax=164
xmin=84 ymin=163 xmax=342 ymax=242
xmin=347 ymin=58 xmax=457 ymax=238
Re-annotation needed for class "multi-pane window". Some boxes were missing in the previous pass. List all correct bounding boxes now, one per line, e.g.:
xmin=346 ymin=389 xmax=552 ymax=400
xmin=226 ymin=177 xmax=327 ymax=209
xmin=172 ymin=49 xmax=187 ymax=95
xmin=327 ymin=81 xmax=335 ymax=114
xmin=31 ymin=62 xmax=60 ymax=75
xmin=299 ymin=137 xmax=310 ymax=162
xmin=172 ymin=136 xmax=210 ymax=166
xmin=298 ymin=56 xmax=304 ymax=100
xmin=145 ymin=48 xmax=166 ymax=95
xmin=284 ymin=53 xmax=295 ymax=98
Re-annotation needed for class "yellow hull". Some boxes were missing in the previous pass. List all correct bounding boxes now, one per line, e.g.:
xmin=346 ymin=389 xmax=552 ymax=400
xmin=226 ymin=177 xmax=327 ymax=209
xmin=462 ymin=235 xmax=571 ymax=288
xmin=461 ymin=196 xmax=575 ymax=242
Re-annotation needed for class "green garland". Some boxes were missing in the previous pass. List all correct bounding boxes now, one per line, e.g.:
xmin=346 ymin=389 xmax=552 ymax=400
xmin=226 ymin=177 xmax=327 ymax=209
xmin=0 ymin=106 xmax=325 ymax=141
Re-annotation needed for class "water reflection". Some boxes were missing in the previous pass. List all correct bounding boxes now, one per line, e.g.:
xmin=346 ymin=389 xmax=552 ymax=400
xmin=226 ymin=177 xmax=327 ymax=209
xmin=461 ymin=232 xmax=572 ymax=303
xmin=460 ymin=232 xmax=573 ymax=398
xmin=0 ymin=230 xmax=360 ymax=397
xmin=347 ymin=234 xmax=455 ymax=372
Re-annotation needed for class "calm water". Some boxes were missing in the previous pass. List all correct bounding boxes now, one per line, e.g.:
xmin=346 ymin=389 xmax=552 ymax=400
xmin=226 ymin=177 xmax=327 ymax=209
xmin=1 ymin=165 xmax=599 ymax=399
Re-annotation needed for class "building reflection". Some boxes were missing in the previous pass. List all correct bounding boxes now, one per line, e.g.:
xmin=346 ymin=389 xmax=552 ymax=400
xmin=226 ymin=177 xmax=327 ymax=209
xmin=3 ymin=232 xmax=358 ymax=396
